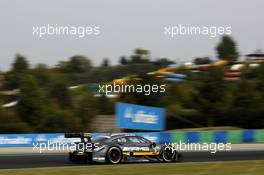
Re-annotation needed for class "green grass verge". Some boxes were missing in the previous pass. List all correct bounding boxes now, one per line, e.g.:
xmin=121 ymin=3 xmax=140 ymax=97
xmin=0 ymin=160 xmax=264 ymax=175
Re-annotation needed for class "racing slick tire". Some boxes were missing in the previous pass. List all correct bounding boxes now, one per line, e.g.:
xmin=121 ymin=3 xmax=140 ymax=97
xmin=106 ymin=146 xmax=123 ymax=164
xmin=160 ymin=147 xmax=177 ymax=162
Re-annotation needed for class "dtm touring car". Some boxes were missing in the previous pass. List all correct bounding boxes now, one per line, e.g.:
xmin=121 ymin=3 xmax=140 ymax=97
xmin=64 ymin=133 xmax=182 ymax=164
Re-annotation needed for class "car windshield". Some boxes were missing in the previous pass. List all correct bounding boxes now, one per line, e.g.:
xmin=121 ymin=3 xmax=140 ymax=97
xmin=114 ymin=137 xmax=127 ymax=143
xmin=138 ymin=137 xmax=151 ymax=144
xmin=127 ymin=136 xmax=141 ymax=143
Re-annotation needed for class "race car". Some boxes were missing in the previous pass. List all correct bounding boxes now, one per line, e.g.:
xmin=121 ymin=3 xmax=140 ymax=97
xmin=64 ymin=133 xmax=182 ymax=164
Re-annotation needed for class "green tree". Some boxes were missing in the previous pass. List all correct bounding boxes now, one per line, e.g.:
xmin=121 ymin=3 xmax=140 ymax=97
xmin=7 ymin=54 xmax=30 ymax=88
xmin=192 ymin=68 xmax=228 ymax=126
xmin=11 ymin=54 xmax=29 ymax=73
xmin=57 ymin=55 xmax=92 ymax=73
xmin=16 ymin=75 xmax=46 ymax=130
xmin=68 ymin=55 xmax=92 ymax=73
xmin=49 ymin=75 xmax=72 ymax=108
xmin=130 ymin=48 xmax=150 ymax=64
xmin=216 ymin=35 xmax=239 ymax=62
xmin=101 ymin=58 xmax=110 ymax=67
xmin=31 ymin=63 xmax=51 ymax=87
xmin=75 ymin=93 xmax=99 ymax=130
xmin=119 ymin=56 xmax=128 ymax=65
xmin=43 ymin=104 xmax=81 ymax=132
xmin=119 ymin=75 xmax=164 ymax=107
xmin=194 ymin=57 xmax=212 ymax=65
xmin=0 ymin=73 xmax=4 ymax=88
xmin=153 ymin=58 xmax=175 ymax=68
xmin=0 ymin=106 xmax=32 ymax=133
xmin=134 ymin=48 xmax=149 ymax=56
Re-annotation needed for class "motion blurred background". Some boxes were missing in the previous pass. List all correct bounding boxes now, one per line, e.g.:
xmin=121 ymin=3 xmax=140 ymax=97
xmin=0 ymin=0 xmax=264 ymax=134
xmin=1 ymin=39 xmax=264 ymax=133
xmin=0 ymin=1 xmax=264 ymax=174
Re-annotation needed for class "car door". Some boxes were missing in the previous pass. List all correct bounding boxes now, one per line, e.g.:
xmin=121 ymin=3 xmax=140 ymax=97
xmin=126 ymin=136 xmax=150 ymax=154
xmin=116 ymin=136 xmax=136 ymax=154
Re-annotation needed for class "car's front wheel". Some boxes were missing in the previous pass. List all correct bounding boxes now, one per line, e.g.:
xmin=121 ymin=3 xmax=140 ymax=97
xmin=106 ymin=147 xmax=123 ymax=164
xmin=160 ymin=147 xmax=176 ymax=162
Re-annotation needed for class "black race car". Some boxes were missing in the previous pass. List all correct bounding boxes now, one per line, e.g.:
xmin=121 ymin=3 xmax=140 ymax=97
xmin=65 ymin=133 xmax=182 ymax=164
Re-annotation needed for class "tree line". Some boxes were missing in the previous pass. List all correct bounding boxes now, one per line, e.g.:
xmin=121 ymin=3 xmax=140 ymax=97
xmin=0 ymin=35 xmax=263 ymax=133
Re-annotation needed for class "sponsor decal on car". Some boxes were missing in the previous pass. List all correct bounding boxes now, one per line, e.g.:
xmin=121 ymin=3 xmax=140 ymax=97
xmin=122 ymin=147 xmax=150 ymax=151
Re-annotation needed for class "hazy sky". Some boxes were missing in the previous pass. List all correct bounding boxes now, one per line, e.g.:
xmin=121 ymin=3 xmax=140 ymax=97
xmin=0 ymin=0 xmax=263 ymax=71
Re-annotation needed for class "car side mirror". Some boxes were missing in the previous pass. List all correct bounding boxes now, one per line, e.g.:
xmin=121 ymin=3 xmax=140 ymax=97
xmin=151 ymin=142 xmax=156 ymax=148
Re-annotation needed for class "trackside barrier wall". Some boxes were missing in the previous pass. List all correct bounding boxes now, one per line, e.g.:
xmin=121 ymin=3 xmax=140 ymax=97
xmin=0 ymin=130 xmax=263 ymax=147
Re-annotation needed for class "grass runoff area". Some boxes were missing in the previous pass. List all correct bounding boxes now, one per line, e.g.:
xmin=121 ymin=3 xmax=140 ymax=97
xmin=0 ymin=160 xmax=264 ymax=175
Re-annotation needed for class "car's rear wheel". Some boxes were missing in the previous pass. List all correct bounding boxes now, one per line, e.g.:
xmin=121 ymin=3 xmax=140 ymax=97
xmin=106 ymin=147 xmax=123 ymax=164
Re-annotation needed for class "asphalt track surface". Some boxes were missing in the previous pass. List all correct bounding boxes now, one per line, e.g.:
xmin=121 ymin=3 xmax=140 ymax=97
xmin=1 ymin=150 xmax=264 ymax=169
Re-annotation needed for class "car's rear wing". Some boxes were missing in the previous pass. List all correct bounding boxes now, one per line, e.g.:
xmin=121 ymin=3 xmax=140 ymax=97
xmin=64 ymin=133 xmax=92 ymax=142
